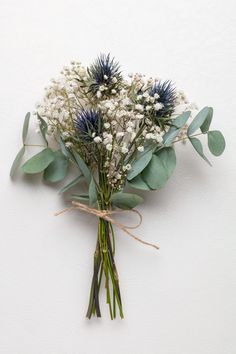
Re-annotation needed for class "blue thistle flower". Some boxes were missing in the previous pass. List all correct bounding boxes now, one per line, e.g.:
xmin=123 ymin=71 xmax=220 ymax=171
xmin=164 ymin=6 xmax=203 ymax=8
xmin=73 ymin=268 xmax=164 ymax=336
xmin=75 ymin=109 xmax=103 ymax=141
xmin=88 ymin=54 xmax=122 ymax=94
xmin=150 ymin=80 xmax=176 ymax=119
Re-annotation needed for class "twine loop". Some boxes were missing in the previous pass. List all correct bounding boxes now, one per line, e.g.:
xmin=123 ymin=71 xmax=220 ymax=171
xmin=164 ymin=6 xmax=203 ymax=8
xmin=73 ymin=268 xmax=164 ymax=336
xmin=55 ymin=201 xmax=159 ymax=250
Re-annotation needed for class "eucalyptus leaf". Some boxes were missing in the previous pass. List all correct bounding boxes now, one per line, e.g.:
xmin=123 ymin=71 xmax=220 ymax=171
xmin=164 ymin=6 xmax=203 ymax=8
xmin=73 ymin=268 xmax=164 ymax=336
xmin=171 ymin=111 xmax=191 ymax=128
xmin=71 ymin=194 xmax=89 ymax=202
xmin=128 ymin=174 xmax=151 ymax=191
xmin=10 ymin=146 xmax=25 ymax=177
xmin=142 ymin=155 xmax=168 ymax=189
xmin=207 ymin=130 xmax=225 ymax=156
xmin=89 ymin=177 xmax=97 ymax=206
xmin=155 ymin=147 xmax=176 ymax=178
xmin=127 ymin=150 xmax=152 ymax=180
xmin=72 ymin=150 xmax=91 ymax=184
xmin=163 ymin=128 xmax=181 ymax=147
xmin=200 ymin=107 xmax=213 ymax=133
xmin=43 ymin=150 xmax=69 ymax=182
xmin=111 ymin=192 xmax=143 ymax=209
xmin=189 ymin=137 xmax=212 ymax=166
xmin=187 ymin=107 xmax=210 ymax=136
xmin=59 ymin=175 xmax=84 ymax=194
xmin=22 ymin=112 xmax=30 ymax=144
xmin=22 ymin=148 xmax=55 ymax=174
xmin=59 ymin=136 xmax=74 ymax=161
xmin=163 ymin=111 xmax=190 ymax=146
xmin=38 ymin=115 xmax=48 ymax=145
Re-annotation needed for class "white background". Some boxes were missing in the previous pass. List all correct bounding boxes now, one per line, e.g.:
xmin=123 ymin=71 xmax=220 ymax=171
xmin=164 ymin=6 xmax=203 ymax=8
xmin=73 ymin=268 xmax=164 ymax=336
xmin=0 ymin=1 xmax=236 ymax=353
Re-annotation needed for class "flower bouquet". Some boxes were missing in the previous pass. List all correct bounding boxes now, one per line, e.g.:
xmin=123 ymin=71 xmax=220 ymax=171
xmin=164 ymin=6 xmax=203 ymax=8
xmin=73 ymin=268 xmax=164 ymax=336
xmin=10 ymin=54 xmax=225 ymax=319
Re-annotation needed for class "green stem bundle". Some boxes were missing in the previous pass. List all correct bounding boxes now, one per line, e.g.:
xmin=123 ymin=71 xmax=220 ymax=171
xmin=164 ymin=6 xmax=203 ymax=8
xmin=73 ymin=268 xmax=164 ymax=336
xmin=86 ymin=217 xmax=124 ymax=319
xmin=86 ymin=172 xmax=124 ymax=319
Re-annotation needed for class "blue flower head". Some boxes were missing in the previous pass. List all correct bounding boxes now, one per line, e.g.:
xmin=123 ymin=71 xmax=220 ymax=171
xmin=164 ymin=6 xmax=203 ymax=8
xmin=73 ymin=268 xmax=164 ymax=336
xmin=75 ymin=109 xmax=103 ymax=141
xmin=150 ymin=80 xmax=176 ymax=119
xmin=88 ymin=54 xmax=122 ymax=94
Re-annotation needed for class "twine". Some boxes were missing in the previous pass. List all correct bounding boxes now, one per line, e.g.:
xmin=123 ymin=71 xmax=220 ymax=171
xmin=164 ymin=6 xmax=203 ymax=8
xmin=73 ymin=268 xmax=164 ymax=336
xmin=55 ymin=201 xmax=159 ymax=250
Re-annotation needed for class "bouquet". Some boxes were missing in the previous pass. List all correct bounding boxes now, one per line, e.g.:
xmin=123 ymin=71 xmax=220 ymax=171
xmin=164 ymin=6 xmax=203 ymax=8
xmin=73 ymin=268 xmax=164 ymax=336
xmin=10 ymin=54 xmax=225 ymax=319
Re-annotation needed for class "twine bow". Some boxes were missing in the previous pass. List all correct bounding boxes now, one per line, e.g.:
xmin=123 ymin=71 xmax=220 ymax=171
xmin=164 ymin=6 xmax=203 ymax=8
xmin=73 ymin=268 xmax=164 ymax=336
xmin=55 ymin=201 xmax=159 ymax=250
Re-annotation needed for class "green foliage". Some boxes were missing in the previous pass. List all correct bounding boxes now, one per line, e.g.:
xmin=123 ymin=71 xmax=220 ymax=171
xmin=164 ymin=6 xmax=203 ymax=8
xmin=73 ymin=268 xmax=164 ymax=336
xmin=200 ymin=107 xmax=213 ymax=133
xmin=43 ymin=150 xmax=69 ymax=182
xmin=128 ymin=174 xmax=151 ymax=190
xmin=163 ymin=111 xmax=190 ymax=146
xmin=71 ymin=194 xmax=90 ymax=202
xmin=189 ymin=137 xmax=211 ymax=166
xmin=128 ymin=147 xmax=176 ymax=191
xmin=59 ymin=175 xmax=85 ymax=194
xmin=111 ymin=192 xmax=143 ymax=209
xmin=37 ymin=115 xmax=48 ymax=145
xmin=207 ymin=131 xmax=225 ymax=156
xmin=187 ymin=107 xmax=225 ymax=163
xmin=89 ymin=177 xmax=98 ymax=206
xmin=187 ymin=106 xmax=211 ymax=136
xmin=72 ymin=150 xmax=91 ymax=184
xmin=10 ymin=113 xmax=31 ymax=177
xmin=22 ymin=148 xmax=55 ymax=174
xmin=127 ymin=150 xmax=152 ymax=180
xmin=142 ymin=154 xmax=167 ymax=189
xmin=22 ymin=112 xmax=30 ymax=144
xmin=10 ymin=146 xmax=25 ymax=177
xmin=155 ymin=147 xmax=176 ymax=178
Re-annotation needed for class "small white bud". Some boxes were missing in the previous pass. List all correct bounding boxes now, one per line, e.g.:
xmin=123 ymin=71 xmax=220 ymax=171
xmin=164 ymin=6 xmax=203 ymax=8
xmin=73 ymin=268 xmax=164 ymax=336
xmin=99 ymin=85 xmax=106 ymax=92
xmin=135 ymin=104 xmax=144 ymax=112
xmin=104 ymin=122 xmax=110 ymax=129
xmin=116 ymin=132 xmax=125 ymax=138
xmin=94 ymin=136 xmax=102 ymax=143
xmin=106 ymin=144 xmax=113 ymax=151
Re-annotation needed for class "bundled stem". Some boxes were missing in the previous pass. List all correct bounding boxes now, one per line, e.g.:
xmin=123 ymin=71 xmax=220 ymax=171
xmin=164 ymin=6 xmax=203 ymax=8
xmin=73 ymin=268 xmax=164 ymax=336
xmin=86 ymin=172 xmax=124 ymax=319
xmin=86 ymin=217 xmax=124 ymax=319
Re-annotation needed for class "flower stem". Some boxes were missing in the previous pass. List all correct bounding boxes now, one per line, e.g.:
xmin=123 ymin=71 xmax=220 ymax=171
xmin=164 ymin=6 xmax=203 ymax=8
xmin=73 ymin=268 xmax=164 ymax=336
xmin=86 ymin=217 xmax=123 ymax=319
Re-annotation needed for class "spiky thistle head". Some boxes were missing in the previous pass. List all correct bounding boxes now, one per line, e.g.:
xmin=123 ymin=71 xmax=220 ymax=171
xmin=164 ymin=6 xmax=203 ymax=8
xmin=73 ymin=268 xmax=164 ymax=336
xmin=75 ymin=109 xmax=103 ymax=142
xmin=88 ymin=53 xmax=122 ymax=96
xmin=150 ymin=80 xmax=176 ymax=120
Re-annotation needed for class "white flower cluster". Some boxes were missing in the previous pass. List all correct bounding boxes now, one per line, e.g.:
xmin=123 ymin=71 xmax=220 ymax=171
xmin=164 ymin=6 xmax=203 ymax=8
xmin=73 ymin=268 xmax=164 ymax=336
xmin=36 ymin=61 xmax=89 ymax=136
xmin=36 ymin=58 xmax=196 ymax=189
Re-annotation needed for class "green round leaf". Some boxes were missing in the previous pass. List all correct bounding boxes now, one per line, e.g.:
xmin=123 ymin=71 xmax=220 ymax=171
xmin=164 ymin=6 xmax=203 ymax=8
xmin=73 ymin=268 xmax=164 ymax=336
xmin=22 ymin=148 xmax=55 ymax=174
xmin=111 ymin=192 xmax=143 ymax=209
xmin=128 ymin=174 xmax=151 ymax=190
xmin=155 ymin=147 xmax=176 ymax=178
xmin=207 ymin=130 xmax=225 ymax=156
xmin=43 ymin=151 xmax=69 ymax=182
xmin=127 ymin=150 xmax=152 ymax=180
xmin=142 ymin=155 xmax=168 ymax=189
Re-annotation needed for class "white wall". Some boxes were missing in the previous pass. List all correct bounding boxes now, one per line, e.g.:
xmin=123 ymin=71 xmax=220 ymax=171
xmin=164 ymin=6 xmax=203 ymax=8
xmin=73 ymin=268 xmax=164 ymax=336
xmin=0 ymin=1 xmax=236 ymax=353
